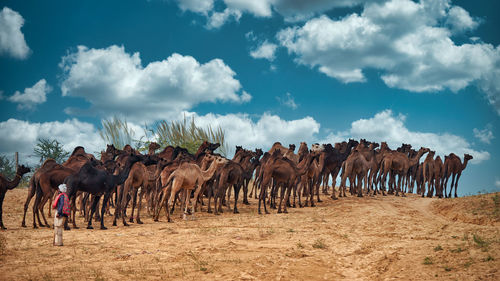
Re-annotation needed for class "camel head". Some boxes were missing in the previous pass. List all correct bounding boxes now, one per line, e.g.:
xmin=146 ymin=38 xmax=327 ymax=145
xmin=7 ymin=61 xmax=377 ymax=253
xmin=419 ymin=147 xmax=431 ymax=154
xmin=288 ymin=144 xmax=296 ymax=151
xmin=464 ymin=154 xmax=473 ymax=161
xmin=17 ymin=165 xmax=31 ymax=175
xmin=148 ymin=142 xmax=160 ymax=152
xmin=255 ymin=148 xmax=263 ymax=157
xmin=235 ymin=146 xmax=243 ymax=153
xmin=311 ymin=143 xmax=324 ymax=152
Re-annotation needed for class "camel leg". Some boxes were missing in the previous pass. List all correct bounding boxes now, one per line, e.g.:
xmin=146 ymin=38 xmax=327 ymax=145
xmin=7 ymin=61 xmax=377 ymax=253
xmin=454 ymin=173 xmax=462 ymax=198
xmin=0 ymin=192 xmax=6 ymax=229
xmin=22 ymin=182 xmax=36 ymax=227
xmin=233 ymin=185 xmax=241 ymax=214
xmin=448 ymin=174 xmax=456 ymax=198
xmin=39 ymin=193 xmax=51 ymax=228
xmin=242 ymin=180 xmax=250 ymax=205
xmin=87 ymin=195 xmax=101 ymax=229
xmin=129 ymin=188 xmax=138 ymax=223
xmin=136 ymin=188 xmax=144 ymax=224
xmin=100 ymin=193 xmax=111 ymax=230
xmin=32 ymin=190 xmax=43 ymax=228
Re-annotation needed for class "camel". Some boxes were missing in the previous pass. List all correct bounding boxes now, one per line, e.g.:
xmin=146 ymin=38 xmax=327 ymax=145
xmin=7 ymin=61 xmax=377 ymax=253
xmin=155 ymin=155 xmax=227 ymax=222
xmin=284 ymin=144 xmax=299 ymax=163
xmin=339 ymin=142 xmax=378 ymax=197
xmin=21 ymin=159 xmax=58 ymax=228
xmin=1 ymin=165 xmax=30 ymax=229
xmin=319 ymin=139 xmax=358 ymax=199
xmin=422 ymin=151 xmax=436 ymax=198
xmin=379 ymin=147 xmax=430 ymax=197
xmin=212 ymin=159 xmax=245 ymax=214
xmin=112 ymin=161 xmax=149 ymax=226
xmin=258 ymin=150 xmax=318 ymax=214
xmin=443 ymin=153 xmax=473 ymax=198
xmin=64 ymin=154 xmax=142 ymax=229
xmin=268 ymin=142 xmax=288 ymax=155
xmin=433 ymin=156 xmax=444 ymax=198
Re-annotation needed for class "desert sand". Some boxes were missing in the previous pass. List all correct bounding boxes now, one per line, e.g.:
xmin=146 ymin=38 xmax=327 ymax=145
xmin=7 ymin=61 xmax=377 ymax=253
xmin=0 ymin=188 xmax=498 ymax=280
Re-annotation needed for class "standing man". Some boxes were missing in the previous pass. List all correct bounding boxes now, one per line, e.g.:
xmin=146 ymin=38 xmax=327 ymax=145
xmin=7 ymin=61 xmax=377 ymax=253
xmin=52 ymin=184 xmax=70 ymax=246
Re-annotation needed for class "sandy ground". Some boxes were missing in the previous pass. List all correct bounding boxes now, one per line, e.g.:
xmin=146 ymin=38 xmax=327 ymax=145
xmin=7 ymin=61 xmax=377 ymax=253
xmin=0 ymin=187 xmax=499 ymax=281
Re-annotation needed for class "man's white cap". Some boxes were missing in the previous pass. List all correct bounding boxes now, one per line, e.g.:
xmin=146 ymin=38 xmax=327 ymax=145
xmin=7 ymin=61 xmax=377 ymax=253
xmin=58 ymin=184 xmax=67 ymax=193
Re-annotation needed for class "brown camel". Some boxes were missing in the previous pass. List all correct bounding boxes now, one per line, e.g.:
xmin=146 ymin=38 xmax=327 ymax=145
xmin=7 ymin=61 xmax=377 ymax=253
xmin=422 ymin=151 xmax=436 ymax=198
xmin=155 ymin=156 xmax=227 ymax=222
xmin=443 ymin=153 xmax=473 ymax=198
xmin=258 ymin=150 xmax=318 ymax=214
xmin=21 ymin=159 xmax=58 ymax=228
xmin=113 ymin=161 xmax=149 ymax=226
xmin=284 ymin=144 xmax=299 ymax=163
xmin=268 ymin=142 xmax=288 ymax=155
xmin=433 ymin=156 xmax=444 ymax=198
xmin=1 ymin=165 xmax=31 ymax=229
xmin=379 ymin=147 xmax=430 ymax=197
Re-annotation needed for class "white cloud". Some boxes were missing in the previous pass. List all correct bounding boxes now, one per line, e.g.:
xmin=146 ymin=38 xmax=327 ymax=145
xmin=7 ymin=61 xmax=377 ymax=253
xmin=177 ymin=0 xmax=214 ymax=14
xmin=8 ymin=79 xmax=51 ymax=110
xmin=223 ymin=0 xmax=274 ymax=18
xmin=319 ymin=109 xmax=490 ymax=164
xmin=0 ymin=112 xmax=320 ymax=163
xmin=206 ymin=8 xmax=241 ymax=29
xmin=250 ymin=40 xmax=278 ymax=61
xmin=59 ymin=45 xmax=250 ymax=123
xmin=473 ymin=125 xmax=494 ymax=144
xmin=0 ymin=118 xmax=105 ymax=165
xmin=495 ymin=179 xmax=500 ymax=188
xmin=445 ymin=6 xmax=479 ymax=33
xmin=277 ymin=0 xmax=500 ymax=114
xmin=0 ymin=7 xmax=30 ymax=59
xmin=186 ymin=111 xmax=320 ymax=153
xmin=276 ymin=92 xmax=297 ymax=109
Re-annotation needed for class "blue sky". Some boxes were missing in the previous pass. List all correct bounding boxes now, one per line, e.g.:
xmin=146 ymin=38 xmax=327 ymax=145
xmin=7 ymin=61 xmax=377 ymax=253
xmin=0 ymin=0 xmax=499 ymax=195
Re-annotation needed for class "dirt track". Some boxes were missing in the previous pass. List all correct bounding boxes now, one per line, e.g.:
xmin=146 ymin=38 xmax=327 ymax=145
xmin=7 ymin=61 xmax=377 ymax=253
xmin=1 ymin=188 xmax=499 ymax=280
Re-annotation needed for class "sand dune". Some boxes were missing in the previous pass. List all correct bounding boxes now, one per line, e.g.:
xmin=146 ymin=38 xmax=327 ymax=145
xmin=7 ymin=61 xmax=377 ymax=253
xmin=1 ymin=188 xmax=498 ymax=280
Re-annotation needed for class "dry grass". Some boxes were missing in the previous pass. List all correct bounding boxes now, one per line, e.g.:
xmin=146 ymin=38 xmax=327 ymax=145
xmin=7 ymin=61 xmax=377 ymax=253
xmin=0 ymin=188 xmax=499 ymax=280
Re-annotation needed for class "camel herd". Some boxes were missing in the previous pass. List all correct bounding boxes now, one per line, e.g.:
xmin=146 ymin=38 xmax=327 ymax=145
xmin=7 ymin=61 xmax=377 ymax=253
xmin=0 ymin=139 xmax=473 ymax=230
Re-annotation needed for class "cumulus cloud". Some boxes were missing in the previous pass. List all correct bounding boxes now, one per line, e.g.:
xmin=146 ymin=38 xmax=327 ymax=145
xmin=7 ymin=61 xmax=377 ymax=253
xmin=177 ymin=0 xmax=214 ymax=14
xmin=276 ymin=92 xmax=298 ymax=109
xmin=8 ymin=79 xmax=51 ymax=110
xmin=59 ymin=45 xmax=250 ymax=123
xmin=319 ymin=109 xmax=489 ymax=164
xmin=206 ymin=8 xmax=241 ymax=29
xmin=277 ymin=0 xmax=500 ymax=114
xmin=445 ymin=6 xmax=479 ymax=33
xmin=0 ymin=118 xmax=105 ymax=165
xmin=175 ymin=0 xmax=381 ymax=28
xmin=250 ymin=40 xmax=278 ymax=61
xmin=187 ymin=111 xmax=320 ymax=153
xmin=0 ymin=112 xmax=321 ymax=163
xmin=473 ymin=125 xmax=494 ymax=144
xmin=0 ymin=7 xmax=30 ymax=59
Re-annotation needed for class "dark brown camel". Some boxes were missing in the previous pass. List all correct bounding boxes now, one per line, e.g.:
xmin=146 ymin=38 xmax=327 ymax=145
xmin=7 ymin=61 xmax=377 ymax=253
xmin=258 ymin=151 xmax=318 ymax=214
xmin=65 ymin=154 xmax=141 ymax=229
xmin=443 ymin=153 xmax=473 ymax=198
xmin=1 ymin=165 xmax=30 ymax=229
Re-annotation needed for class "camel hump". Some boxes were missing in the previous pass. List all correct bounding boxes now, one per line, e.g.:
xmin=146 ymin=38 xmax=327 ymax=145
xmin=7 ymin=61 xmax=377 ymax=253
xmin=70 ymin=146 xmax=86 ymax=157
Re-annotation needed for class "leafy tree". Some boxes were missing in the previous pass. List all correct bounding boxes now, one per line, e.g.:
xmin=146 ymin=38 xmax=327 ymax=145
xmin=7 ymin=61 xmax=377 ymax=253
xmin=0 ymin=155 xmax=15 ymax=178
xmin=99 ymin=116 xmax=135 ymax=150
xmin=154 ymin=116 xmax=228 ymax=156
xmin=33 ymin=138 xmax=70 ymax=164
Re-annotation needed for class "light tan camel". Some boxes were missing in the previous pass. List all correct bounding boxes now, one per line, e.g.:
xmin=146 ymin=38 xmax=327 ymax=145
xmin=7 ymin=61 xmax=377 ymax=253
xmin=156 ymin=156 xmax=227 ymax=222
